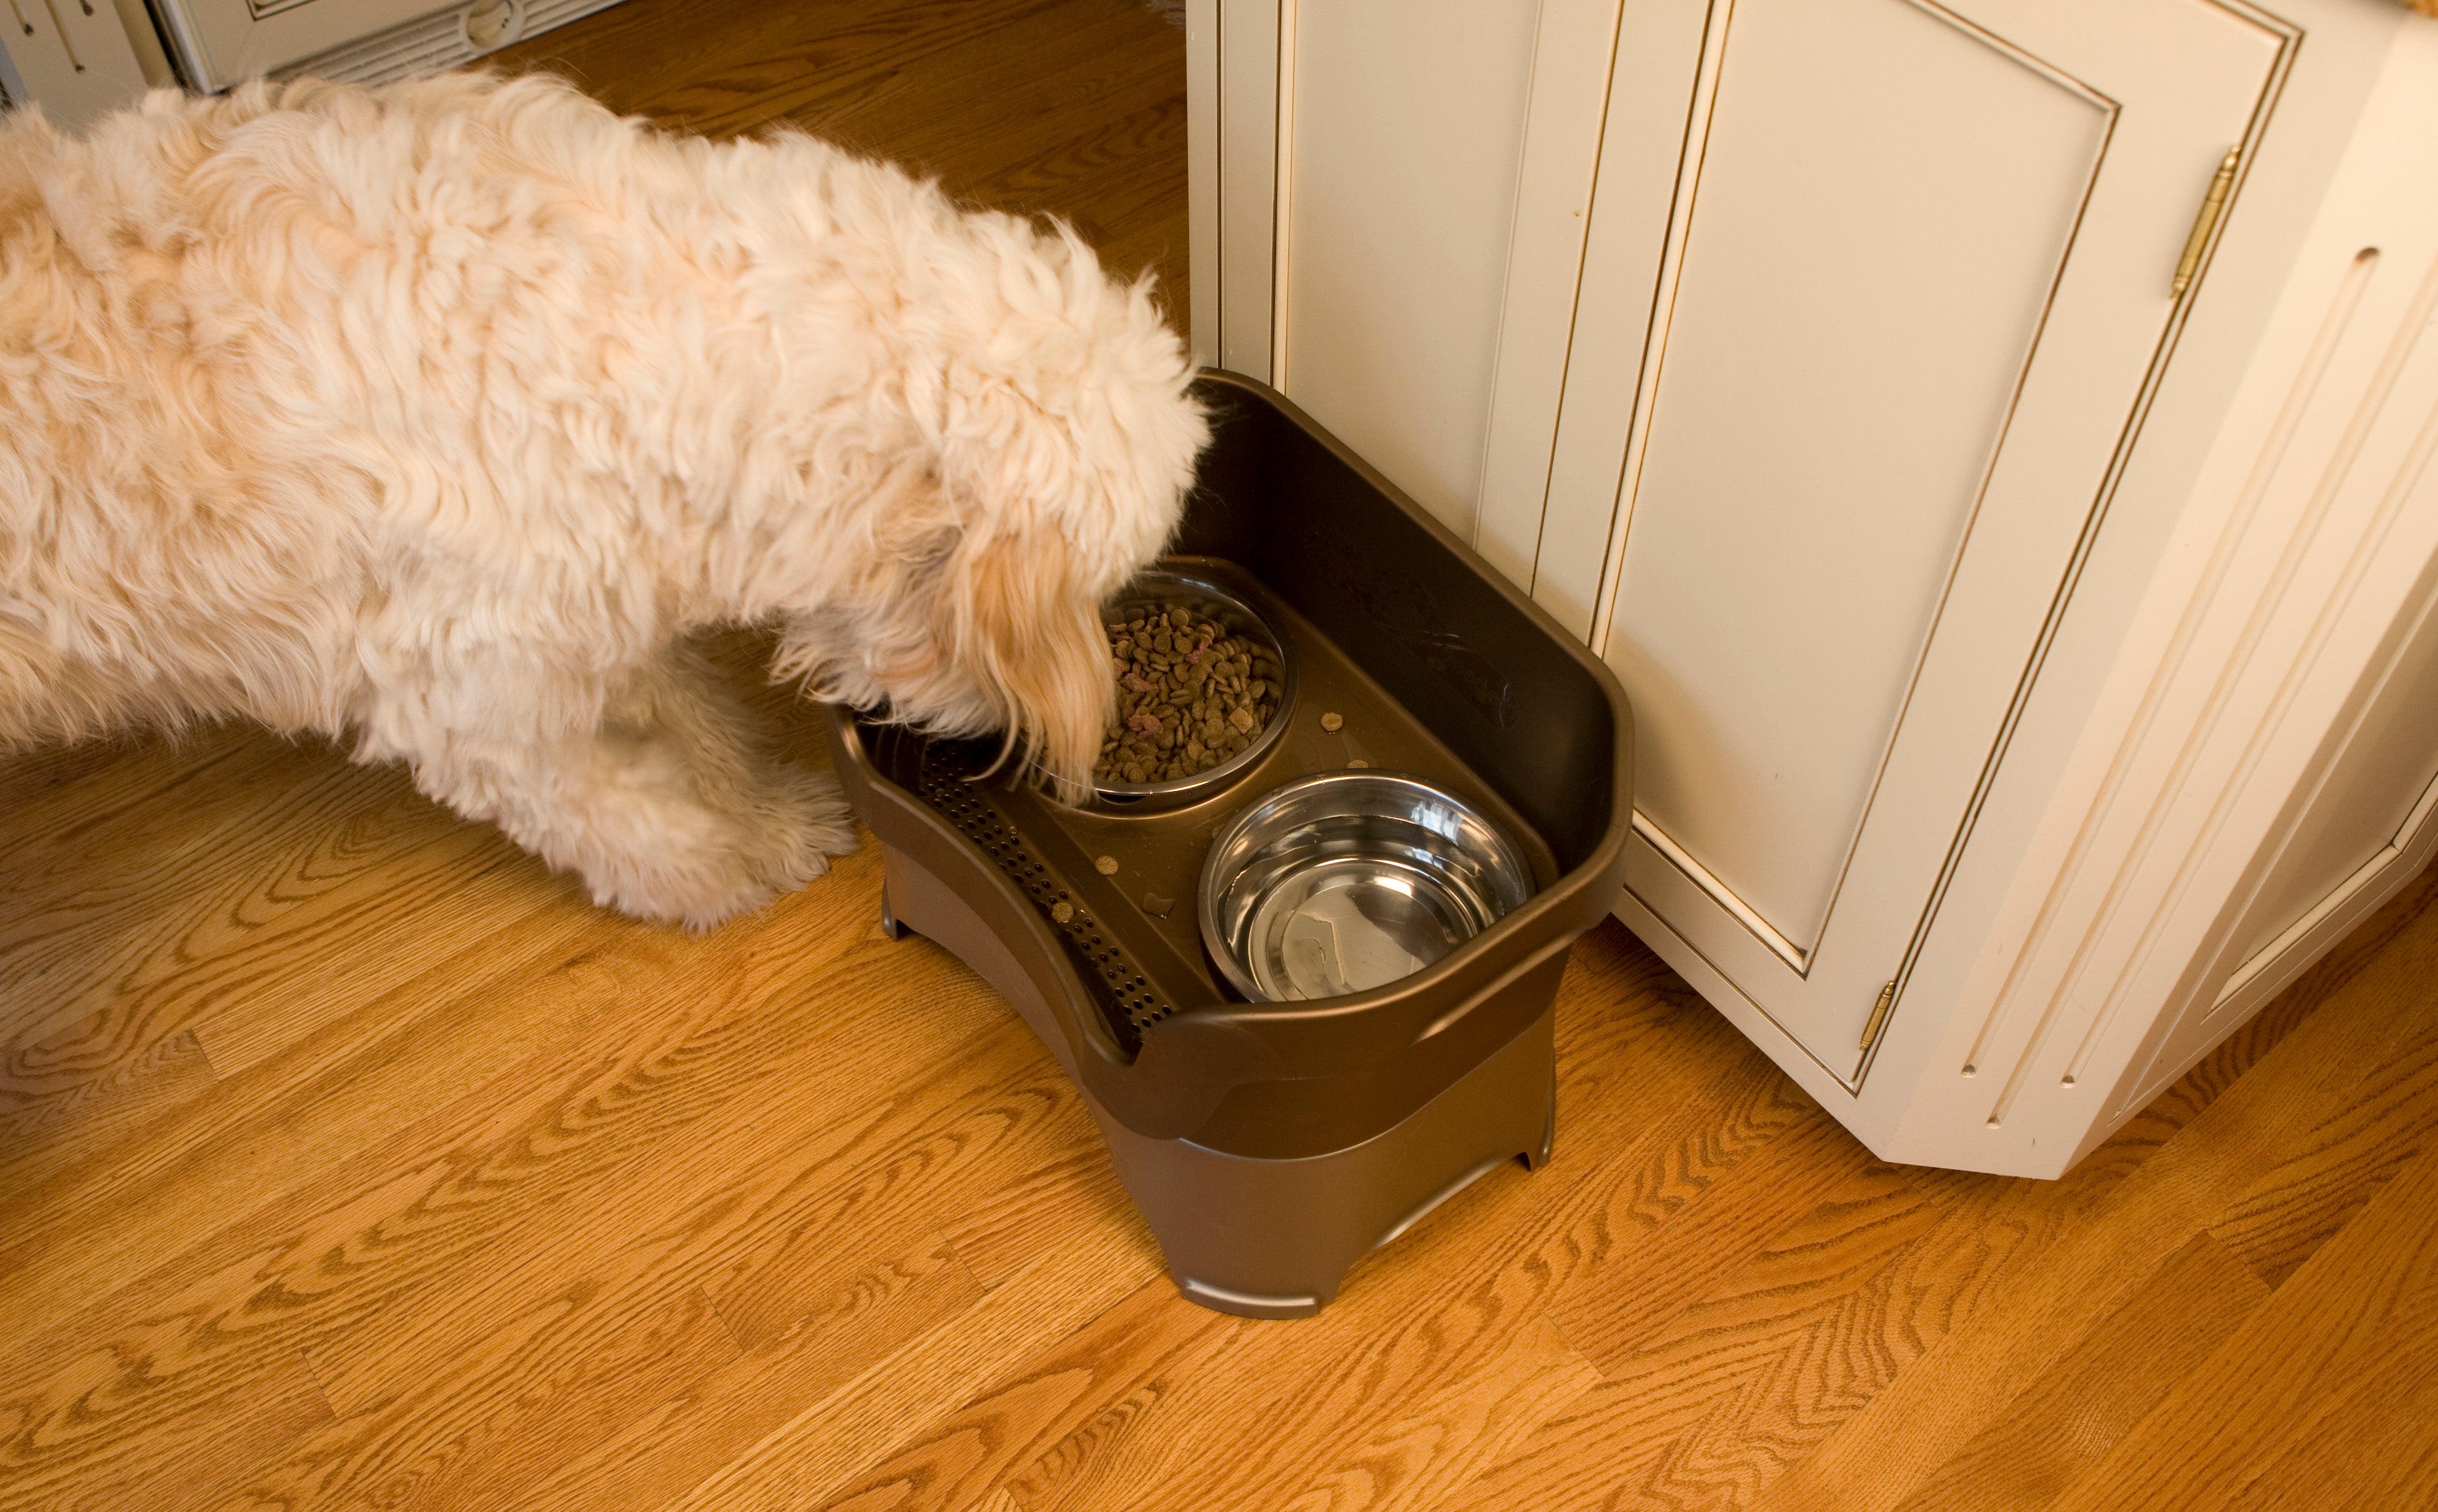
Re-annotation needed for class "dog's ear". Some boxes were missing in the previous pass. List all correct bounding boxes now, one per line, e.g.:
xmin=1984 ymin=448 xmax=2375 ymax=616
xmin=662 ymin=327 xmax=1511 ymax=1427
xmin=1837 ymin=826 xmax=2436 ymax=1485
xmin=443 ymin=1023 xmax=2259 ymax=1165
xmin=939 ymin=528 xmax=1111 ymax=802
xmin=769 ymin=459 xmax=1112 ymax=797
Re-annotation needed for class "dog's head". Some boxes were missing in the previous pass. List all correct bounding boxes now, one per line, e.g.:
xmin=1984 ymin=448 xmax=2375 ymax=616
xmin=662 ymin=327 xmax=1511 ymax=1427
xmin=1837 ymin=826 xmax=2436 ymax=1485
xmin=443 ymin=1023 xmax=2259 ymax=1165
xmin=771 ymin=226 xmax=1208 ymax=798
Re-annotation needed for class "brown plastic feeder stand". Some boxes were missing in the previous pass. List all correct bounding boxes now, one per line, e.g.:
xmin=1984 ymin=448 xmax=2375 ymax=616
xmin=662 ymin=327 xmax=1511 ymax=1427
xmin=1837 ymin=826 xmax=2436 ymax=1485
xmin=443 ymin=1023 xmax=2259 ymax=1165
xmin=826 ymin=371 xmax=1634 ymax=1319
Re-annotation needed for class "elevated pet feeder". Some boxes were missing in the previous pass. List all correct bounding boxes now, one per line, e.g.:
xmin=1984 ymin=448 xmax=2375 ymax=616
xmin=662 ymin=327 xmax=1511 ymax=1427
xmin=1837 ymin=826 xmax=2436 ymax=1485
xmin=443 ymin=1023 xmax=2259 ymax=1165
xmin=826 ymin=371 xmax=1634 ymax=1318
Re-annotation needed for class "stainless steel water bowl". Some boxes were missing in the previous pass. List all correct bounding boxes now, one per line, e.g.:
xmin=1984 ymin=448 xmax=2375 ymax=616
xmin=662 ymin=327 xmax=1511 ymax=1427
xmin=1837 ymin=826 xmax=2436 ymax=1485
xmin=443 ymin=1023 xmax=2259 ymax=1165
xmin=1199 ymin=772 xmax=1534 ymax=1002
xmin=1094 ymin=567 xmax=1296 ymax=810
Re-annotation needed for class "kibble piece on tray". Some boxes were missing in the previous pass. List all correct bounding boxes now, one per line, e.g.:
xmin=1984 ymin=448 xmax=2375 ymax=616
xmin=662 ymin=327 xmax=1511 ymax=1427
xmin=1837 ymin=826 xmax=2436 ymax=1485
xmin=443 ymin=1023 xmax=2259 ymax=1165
xmin=1096 ymin=605 xmax=1283 ymax=785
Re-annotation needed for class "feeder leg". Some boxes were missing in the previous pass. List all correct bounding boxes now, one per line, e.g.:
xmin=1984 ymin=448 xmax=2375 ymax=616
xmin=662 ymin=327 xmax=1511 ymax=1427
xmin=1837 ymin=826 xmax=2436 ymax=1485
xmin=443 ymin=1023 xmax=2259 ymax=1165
xmin=879 ymin=886 xmax=909 ymax=940
xmin=1523 ymin=1086 xmax=1556 ymax=1170
xmin=1099 ymin=1004 xmax=1558 ymax=1320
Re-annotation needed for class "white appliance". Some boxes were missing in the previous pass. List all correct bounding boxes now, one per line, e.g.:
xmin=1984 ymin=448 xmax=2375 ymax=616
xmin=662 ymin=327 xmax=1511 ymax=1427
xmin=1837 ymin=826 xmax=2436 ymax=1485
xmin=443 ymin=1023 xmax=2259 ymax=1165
xmin=152 ymin=0 xmax=626 ymax=92
xmin=0 ymin=0 xmax=628 ymax=123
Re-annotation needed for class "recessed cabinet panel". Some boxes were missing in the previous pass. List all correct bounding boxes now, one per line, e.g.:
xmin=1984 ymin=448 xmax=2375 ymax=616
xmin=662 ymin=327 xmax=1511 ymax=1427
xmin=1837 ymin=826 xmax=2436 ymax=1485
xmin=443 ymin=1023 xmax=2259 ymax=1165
xmin=1279 ymin=0 xmax=1541 ymax=538
xmin=2225 ymin=585 xmax=2438 ymax=975
xmin=1564 ymin=0 xmax=2281 ymax=1080
xmin=1612 ymin=0 xmax=2108 ymax=954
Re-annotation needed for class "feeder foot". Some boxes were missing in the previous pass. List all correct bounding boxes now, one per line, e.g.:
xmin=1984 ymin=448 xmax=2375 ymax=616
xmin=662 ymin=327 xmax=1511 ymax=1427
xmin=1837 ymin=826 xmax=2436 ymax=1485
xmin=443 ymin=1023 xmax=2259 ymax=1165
xmin=1523 ymin=1087 xmax=1556 ymax=1170
xmin=879 ymin=888 xmax=909 ymax=940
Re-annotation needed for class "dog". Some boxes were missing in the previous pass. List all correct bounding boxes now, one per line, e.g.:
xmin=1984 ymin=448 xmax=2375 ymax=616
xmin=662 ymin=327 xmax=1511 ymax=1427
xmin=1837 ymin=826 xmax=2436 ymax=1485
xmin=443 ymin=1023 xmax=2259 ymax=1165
xmin=0 ymin=71 xmax=1207 ymax=929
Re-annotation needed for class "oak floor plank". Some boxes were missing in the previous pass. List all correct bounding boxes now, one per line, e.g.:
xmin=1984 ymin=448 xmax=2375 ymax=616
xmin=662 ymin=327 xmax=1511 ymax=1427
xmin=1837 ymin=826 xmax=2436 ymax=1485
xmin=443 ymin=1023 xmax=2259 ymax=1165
xmin=0 ymin=1303 xmax=334 ymax=1512
xmin=662 ymin=1219 xmax=1161 ymax=1512
xmin=310 ymin=1004 xmax=1083 ymax=1421
xmin=0 ymin=896 xmax=608 ymax=1350
xmin=0 ymin=851 xmax=946 ymax=1486
xmin=498 ymin=0 xmax=1081 ymax=140
xmin=994 ymin=1254 xmax=1583 ymax=1512
xmin=502 ymin=1240 xmax=990 ymax=1512
xmin=198 ymin=1283 xmax=739 ymax=1512
xmin=1608 ymin=1165 xmax=1953 ymax=1512
xmin=0 ymin=1027 xmax=215 ymax=1203
xmin=0 ymin=737 xmax=510 ymax=1113
xmin=1546 ymin=1110 xmax=1874 ymax=1371
xmin=1887 ymin=1231 xmax=2270 ymax=1512
xmin=1743 ymin=875 xmax=2438 ymax=1512
xmin=2228 ymin=1331 xmax=2438 ymax=1512
xmin=2044 ymin=1133 xmax=2438 ymax=1512
xmin=816 ymin=1276 xmax=1243 ymax=1512
xmin=1263 ymin=1315 xmax=1601 ymax=1512
xmin=494 ymin=0 xmax=1189 ymax=300
xmin=996 ymin=1331 xmax=1240 ymax=1512
xmin=1443 ymin=1162 xmax=1941 ymax=1512
xmin=0 ymin=730 xmax=147 ymax=821
xmin=265 ymin=918 xmax=1029 ymax=1417
xmin=942 ymin=1147 xmax=1137 ymax=1289
xmin=2205 ymin=994 xmax=2438 ymax=1286
xmin=697 ymin=1019 xmax=1107 ymax=1352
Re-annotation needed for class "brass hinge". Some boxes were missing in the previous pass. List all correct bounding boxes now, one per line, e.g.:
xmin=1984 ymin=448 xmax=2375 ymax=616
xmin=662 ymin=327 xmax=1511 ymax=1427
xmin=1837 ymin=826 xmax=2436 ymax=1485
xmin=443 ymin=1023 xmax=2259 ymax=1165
xmin=2172 ymin=147 xmax=2240 ymax=298
xmin=1859 ymin=979 xmax=1897 ymax=1054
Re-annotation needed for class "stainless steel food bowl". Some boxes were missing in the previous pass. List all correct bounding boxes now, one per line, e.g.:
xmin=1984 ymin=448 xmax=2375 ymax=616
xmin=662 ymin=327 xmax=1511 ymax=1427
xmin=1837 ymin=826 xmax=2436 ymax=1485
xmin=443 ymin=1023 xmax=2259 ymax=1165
xmin=1199 ymin=772 xmax=1534 ymax=1001
xmin=1095 ymin=565 xmax=1297 ymax=810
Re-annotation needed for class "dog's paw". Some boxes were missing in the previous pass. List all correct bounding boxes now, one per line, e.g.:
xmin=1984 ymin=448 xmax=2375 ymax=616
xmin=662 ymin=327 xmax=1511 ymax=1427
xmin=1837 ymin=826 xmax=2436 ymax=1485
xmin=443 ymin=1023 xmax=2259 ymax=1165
xmin=586 ymin=762 xmax=858 ymax=932
xmin=581 ymin=851 xmax=776 ymax=933
xmin=739 ymin=763 xmax=860 ymax=898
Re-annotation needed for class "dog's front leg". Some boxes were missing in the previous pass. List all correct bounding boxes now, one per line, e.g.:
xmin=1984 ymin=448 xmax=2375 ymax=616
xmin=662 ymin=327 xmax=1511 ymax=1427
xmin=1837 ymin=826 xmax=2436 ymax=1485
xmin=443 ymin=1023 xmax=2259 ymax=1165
xmin=384 ymin=647 xmax=856 ymax=930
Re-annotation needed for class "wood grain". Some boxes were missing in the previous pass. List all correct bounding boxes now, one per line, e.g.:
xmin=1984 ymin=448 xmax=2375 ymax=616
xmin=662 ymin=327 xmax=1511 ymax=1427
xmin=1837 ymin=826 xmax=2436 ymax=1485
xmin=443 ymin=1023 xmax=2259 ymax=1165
xmin=491 ymin=0 xmax=1191 ymax=306
xmin=1889 ymin=1232 xmax=2270 ymax=1512
xmin=816 ymin=1276 xmax=1243 ymax=1512
xmin=1742 ymin=858 xmax=2438 ymax=1512
xmin=2205 ymin=994 xmax=2438 ymax=1286
xmin=209 ymin=1283 xmax=742 ymax=1512
xmin=504 ymin=1241 xmax=989 ymax=1512
xmin=8 ymin=7 xmax=2438 ymax=1512
xmin=2044 ymin=1132 xmax=2438 ymax=1512
xmin=663 ymin=1219 xmax=1161 ymax=1512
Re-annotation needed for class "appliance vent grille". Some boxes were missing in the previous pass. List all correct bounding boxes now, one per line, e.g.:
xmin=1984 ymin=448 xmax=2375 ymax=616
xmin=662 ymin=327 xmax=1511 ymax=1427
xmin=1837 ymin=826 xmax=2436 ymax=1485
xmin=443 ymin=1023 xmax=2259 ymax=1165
xmin=277 ymin=0 xmax=627 ymax=87
xmin=523 ymin=0 xmax=620 ymax=34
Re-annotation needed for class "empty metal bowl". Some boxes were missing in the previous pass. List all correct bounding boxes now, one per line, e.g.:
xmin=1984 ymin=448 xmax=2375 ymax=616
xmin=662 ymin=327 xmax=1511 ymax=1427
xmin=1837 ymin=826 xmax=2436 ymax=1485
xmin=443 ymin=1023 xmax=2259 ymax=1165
xmin=1095 ymin=565 xmax=1296 ymax=810
xmin=1199 ymin=772 xmax=1534 ymax=1001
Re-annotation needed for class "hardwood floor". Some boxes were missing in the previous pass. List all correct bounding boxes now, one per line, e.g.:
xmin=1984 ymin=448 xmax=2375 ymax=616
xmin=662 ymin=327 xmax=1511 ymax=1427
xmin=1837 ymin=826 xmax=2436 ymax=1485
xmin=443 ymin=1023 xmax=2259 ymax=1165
xmin=8 ymin=4 xmax=2438 ymax=1509
xmin=492 ymin=0 xmax=1191 ymax=313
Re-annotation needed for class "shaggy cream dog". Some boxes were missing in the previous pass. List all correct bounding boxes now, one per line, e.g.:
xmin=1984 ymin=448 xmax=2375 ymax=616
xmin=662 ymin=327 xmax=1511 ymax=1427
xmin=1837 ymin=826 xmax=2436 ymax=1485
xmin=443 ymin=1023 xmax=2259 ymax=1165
xmin=0 ymin=72 xmax=1206 ymax=928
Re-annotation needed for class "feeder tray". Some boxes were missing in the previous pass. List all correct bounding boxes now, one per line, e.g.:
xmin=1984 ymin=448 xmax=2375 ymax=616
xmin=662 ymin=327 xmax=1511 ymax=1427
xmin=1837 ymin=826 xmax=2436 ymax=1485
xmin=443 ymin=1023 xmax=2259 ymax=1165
xmin=826 ymin=371 xmax=1633 ymax=1318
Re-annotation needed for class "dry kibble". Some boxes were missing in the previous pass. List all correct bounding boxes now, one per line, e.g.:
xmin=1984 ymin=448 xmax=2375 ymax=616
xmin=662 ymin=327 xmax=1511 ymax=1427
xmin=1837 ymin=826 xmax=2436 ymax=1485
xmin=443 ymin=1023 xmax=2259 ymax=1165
xmin=1348 ymin=759 xmax=1370 ymax=769
xmin=1050 ymin=900 xmax=1075 ymax=925
xmin=1320 ymin=711 xmax=1344 ymax=733
xmin=1095 ymin=854 xmax=1120 ymax=876
xmin=1094 ymin=605 xmax=1282 ymax=786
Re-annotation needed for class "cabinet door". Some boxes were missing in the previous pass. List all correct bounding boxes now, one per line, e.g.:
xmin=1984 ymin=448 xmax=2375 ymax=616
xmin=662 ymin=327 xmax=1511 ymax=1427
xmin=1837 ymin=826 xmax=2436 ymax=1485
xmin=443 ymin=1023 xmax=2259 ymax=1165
xmin=0 ymin=0 xmax=151 ymax=127
xmin=1513 ymin=0 xmax=2291 ymax=1082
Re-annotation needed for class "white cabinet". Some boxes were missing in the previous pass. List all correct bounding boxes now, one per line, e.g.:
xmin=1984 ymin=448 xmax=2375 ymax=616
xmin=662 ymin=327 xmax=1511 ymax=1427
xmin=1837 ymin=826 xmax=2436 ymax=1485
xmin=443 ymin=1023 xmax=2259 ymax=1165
xmin=0 ymin=0 xmax=631 ymax=118
xmin=1192 ymin=0 xmax=2438 ymax=1175
xmin=0 ymin=0 xmax=161 ymax=129
xmin=1536 ymin=0 xmax=2285 ymax=1083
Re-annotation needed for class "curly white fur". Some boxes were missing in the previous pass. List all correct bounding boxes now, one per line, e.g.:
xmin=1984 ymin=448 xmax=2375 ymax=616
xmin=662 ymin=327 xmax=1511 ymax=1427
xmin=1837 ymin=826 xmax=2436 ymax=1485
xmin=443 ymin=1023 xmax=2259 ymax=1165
xmin=0 ymin=71 xmax=1206 ymax=928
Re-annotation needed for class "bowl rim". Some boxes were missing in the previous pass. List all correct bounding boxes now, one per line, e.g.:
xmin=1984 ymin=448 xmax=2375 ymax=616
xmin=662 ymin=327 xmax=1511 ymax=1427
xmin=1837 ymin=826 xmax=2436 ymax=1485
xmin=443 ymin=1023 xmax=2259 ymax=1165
xmin=1196 ymin=768 xmax=1535 ymax=1002
xmin=1091 ymin=563 xmax=1299 ymax=807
